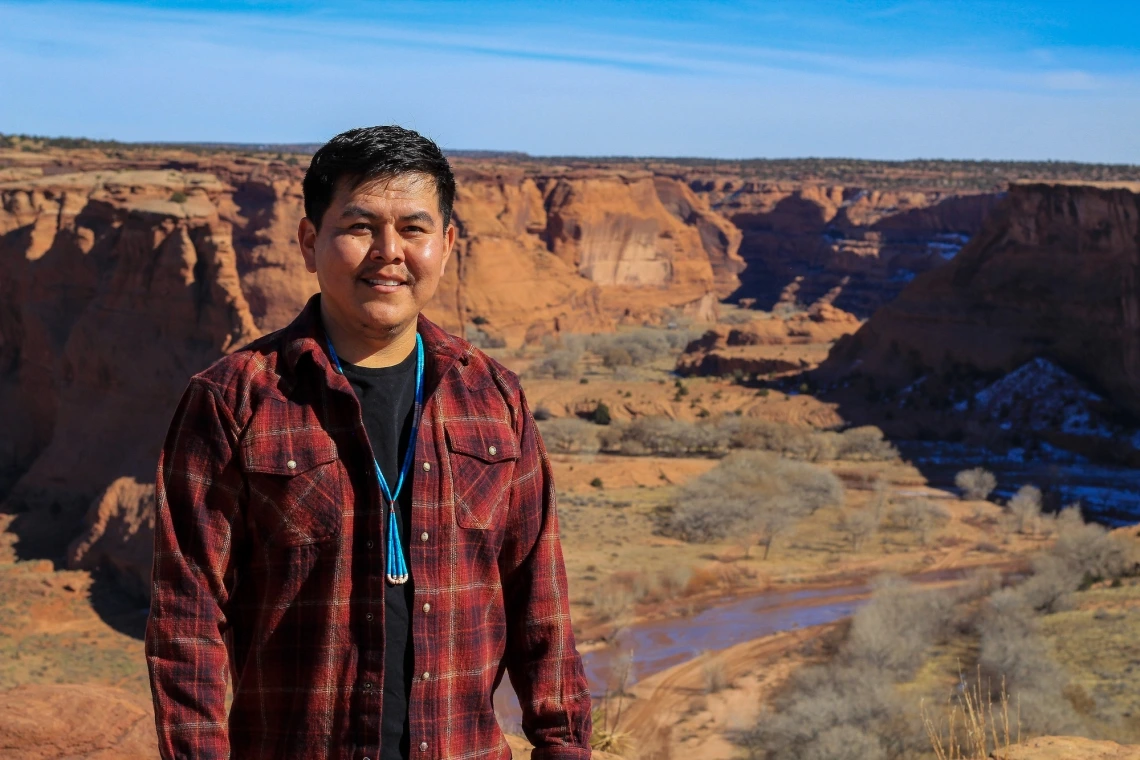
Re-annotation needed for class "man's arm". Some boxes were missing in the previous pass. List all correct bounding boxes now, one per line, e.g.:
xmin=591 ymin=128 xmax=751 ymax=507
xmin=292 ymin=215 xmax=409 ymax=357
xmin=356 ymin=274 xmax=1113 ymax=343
xmin=500 ymin=390 xmax=592 ymax=759
xmin=145 ymin=377 xmax=244 ymax=760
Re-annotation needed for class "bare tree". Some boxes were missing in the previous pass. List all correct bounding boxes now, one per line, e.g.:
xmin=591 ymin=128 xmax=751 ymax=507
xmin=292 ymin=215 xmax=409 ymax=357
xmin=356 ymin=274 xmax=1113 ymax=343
xmin=889 ymin=498 xmax=949 ymax=545
xmin=1008 ymin=484 xmax=1043 ymax=535
xmin=954 ymin=467 xmax=997 ymax=500
xmin=838 ymin=509 xmax=879 ymax=552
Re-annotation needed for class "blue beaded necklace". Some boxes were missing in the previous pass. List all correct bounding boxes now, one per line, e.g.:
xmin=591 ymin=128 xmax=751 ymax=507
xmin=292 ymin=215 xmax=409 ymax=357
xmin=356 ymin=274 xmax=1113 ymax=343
xmin=326 ymin=332 xmax=424 ymax=586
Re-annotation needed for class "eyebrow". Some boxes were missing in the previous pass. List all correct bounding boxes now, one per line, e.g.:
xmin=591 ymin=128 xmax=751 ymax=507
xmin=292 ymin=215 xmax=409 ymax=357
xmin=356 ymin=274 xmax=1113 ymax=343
xmin=338 ymin=206 xmax=436 ymax=226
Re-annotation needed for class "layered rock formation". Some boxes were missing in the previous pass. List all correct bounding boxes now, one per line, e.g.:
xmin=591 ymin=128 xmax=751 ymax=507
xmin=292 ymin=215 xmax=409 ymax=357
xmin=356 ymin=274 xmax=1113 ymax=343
xmin=0 ymin=149 xmax=745 ymax=592
xmin=818 ymin=182 xmax=1140 ymax=457
xmin=688 ymin=177 xmax=1001 ymax=315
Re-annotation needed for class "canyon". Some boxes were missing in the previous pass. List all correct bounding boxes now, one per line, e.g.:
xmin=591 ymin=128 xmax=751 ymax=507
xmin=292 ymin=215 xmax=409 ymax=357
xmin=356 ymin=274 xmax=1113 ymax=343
xmin=3 ymin=139 xmax=1140 ymax=759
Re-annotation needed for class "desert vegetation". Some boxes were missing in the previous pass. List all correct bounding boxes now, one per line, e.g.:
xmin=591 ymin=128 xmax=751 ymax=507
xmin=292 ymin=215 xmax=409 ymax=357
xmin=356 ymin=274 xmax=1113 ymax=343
xmin=539 ymin=414 xmax=898 ymax=462
xmin=739 ymin=509 xmax=1137 ymax=760
xmin=658 ymin=452 xmax=844 ymax=558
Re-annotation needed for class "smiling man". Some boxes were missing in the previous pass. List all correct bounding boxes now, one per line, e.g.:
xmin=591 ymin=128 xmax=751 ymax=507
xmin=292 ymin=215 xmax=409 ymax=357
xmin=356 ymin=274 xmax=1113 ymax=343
xmin=145 ymin=126 xmax=592 ymax=760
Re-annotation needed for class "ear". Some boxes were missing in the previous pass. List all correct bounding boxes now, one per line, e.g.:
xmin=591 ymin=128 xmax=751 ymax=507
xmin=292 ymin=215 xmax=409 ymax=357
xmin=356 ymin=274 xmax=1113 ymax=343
xmin=298 ymin=217 xmax=318 ymax=274
xmin=440 ymin=222 xmax=456 ymax=276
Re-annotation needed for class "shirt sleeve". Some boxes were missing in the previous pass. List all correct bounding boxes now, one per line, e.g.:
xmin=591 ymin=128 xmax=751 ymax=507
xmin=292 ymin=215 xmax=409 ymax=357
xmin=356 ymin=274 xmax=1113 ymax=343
xmin=499 ymin=389 xmax=593 ymax=759
xmin=145 ymin=377 xmax=244 ymax=760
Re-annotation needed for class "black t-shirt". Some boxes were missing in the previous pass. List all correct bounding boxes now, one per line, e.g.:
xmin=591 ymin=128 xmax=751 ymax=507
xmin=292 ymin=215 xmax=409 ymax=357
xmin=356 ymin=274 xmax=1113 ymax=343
xmin=340 ymin=348 xmax=417 ymax=760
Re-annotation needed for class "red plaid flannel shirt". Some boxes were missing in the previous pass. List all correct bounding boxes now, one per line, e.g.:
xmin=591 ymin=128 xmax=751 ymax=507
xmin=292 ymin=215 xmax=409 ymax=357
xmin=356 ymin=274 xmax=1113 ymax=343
xmin=145 ymin=296 xmax=592 ymax=760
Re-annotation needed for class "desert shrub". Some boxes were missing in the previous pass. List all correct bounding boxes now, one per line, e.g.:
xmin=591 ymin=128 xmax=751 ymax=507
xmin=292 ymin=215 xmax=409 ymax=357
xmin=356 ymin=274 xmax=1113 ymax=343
xmin=1007 ymin=485 xmax=1042 ymax=535
xmin=888 ymin=498 xmax=950 ymax=545
xmin=659 ymin=453 xmax=843 ymax=554
xmin=601 ymin=346 xmax=632 ymax=370
xmin=743 ymin=663 xmax=905 ymax=760
xmin=844 ymin=579 xmax=954 ymax=679
xmin=657 ymin=565 xmax=693 ymax=599
xmin=592 ymin=402 xmax=612 ymax=425
xmin=976 ymin=589 xmax=1078 ymax=734
xmin=590 ymin=585 xmax=634 ymax=624
xmin=702 ymin=651 xmax=729 ymax=694
xmin=537 ymin=418 xmax=599 ymax=454
xmin=605 ymin=416 xmax=731 ymax=457
xmin=532 ymin=405 xmax=552 ymax=421
xmin=584 ymin=329 xmax=694 ymax=367
xmin=834 ymin=426 xmax=898 ymax=461
xmin=465 ymin=324 xmax=507 ymax=349
xmin=590 ymin=477 xmax=604 ymax=489
xmin=955 ymin=467 xmax=997 ymax=500
xmin=170 ymin=190 xmax=188 ymax=203
xmin=531 ymin=349 xmax=581 ymax=379
xmin=837 ymin=508 xmax=879 ymax=552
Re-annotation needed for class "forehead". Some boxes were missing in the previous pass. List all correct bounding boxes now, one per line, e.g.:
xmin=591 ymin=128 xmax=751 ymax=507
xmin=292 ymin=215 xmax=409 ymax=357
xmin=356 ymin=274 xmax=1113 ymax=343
xmin=331 ymin=172 xmax=440 ymax=214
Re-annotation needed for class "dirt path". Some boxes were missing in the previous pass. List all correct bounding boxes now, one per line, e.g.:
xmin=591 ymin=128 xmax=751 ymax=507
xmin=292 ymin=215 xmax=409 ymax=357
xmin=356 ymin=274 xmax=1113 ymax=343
xmin=613 ymin=624 xmax=837 ymax=760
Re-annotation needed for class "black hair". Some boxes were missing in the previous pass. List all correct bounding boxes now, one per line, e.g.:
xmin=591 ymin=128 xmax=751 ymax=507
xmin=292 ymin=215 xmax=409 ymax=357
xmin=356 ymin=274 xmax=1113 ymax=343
xmin=302 ymin=125 xmax=456 ymax=230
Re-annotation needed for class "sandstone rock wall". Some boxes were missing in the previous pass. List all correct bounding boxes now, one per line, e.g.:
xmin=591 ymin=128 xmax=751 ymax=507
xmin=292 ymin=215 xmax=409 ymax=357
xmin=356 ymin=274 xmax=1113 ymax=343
xmin=0 ymin=152 xmax=745 ymax=592
xmin=820 ymin=182 xmax=1140 ymax=418
xmin=688 ymin=177 xmax=1001 ymax=315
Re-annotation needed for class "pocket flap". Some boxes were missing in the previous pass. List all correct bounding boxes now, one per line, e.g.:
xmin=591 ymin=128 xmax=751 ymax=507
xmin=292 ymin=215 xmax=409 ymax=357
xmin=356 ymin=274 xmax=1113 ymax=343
xmin=445 ymin=421 xmax=520 ymax=463
xmin=241 ymin=429 xmax=339 ymax=475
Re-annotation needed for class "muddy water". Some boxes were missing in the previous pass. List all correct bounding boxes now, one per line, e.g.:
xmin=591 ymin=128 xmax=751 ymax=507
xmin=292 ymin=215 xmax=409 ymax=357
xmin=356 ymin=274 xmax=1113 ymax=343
xmin=493 ymin=583 xmax=869 ymax=732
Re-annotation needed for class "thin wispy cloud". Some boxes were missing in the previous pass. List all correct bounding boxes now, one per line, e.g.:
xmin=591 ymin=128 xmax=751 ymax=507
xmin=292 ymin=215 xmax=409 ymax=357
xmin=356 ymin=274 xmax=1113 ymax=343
xmin=0 ymin=0 xmax=1137 ymax=161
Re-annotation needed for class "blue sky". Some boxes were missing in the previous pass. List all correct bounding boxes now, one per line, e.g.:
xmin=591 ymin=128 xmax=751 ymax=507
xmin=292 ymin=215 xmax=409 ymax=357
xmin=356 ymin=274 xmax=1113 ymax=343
xmin=1 ymin=1 xmax=1138 ymax=161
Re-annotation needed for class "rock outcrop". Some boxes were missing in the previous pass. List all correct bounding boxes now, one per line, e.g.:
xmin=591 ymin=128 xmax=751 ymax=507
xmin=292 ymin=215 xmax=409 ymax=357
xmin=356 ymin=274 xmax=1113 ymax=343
xmin=689 ymin=178 xmax=1001 ymax=315
xmin=817 ymin=182 xmax=1140 ymax=463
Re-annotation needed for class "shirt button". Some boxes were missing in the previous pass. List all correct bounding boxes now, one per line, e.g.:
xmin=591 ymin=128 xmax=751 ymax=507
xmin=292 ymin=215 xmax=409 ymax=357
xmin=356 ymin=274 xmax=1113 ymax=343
xmin=422 ymin=602 xmax=431 ymax=613
xmin=286 ymin=459 xmax=297 ymax=470
xmin=365 ymin=540 xmax=374 ymax=549
xmin=420 ymin=532 xmax=429 ymax=542
xmin=366 ymin=613 xmax=374 ymax=621
xmin=363 ymin=682 xmax=372 ymax=690
xmin=419 ymin=742 xmax=428 ymax=752
xmin=421 ymin=671 xmax=430 ymax=681
xmin=422 ymin=461 xmax=431 ymax=472
xmin=487 ymin=445 xmax=497 ymax=456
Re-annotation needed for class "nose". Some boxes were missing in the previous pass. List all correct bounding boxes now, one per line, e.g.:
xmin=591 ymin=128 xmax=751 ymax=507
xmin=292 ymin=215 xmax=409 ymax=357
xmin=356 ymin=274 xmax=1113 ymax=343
xmin=369 ymin=223 xmax=404 ymax=263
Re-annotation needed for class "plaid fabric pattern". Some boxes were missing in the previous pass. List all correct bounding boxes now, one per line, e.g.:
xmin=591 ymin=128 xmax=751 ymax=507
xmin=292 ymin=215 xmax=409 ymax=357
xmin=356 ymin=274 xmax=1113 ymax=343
xmin=145 ymin=296 xmax=592 ymax=760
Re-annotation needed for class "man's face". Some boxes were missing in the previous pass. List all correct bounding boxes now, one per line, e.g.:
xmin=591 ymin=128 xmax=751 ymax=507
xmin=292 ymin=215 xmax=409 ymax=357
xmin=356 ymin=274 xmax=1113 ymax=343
xmin=299 ymin=172 xmax=454 ymax=343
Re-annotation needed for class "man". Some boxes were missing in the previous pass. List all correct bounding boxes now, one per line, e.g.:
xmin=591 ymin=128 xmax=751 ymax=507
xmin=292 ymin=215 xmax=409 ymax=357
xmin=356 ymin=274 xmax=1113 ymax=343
xmin=146 ymin=126 xmax=592 ymax=760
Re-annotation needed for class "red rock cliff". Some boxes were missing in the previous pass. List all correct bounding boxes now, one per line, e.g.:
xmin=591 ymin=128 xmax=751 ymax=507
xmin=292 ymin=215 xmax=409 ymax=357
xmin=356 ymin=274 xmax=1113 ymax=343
xmin=821 ymin=182 xmax=1140 ymax=417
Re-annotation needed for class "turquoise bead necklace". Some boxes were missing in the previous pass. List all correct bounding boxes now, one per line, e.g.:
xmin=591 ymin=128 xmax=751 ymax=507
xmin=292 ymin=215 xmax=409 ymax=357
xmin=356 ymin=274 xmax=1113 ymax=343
xmin=326 ymin=332 xmax=424 ymax=586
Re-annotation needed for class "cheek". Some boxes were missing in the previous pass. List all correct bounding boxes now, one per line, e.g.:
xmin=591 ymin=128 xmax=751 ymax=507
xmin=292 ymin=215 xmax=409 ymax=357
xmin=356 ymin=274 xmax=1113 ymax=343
xmin=409 ymin=242 xmax=447 ymax=283
xmin=317 ymin=236 xmax=368 ymax=278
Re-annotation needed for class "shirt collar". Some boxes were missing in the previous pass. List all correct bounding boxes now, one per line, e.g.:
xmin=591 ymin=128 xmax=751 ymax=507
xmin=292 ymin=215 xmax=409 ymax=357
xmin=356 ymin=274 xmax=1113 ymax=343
xmin=281 ymin=294 xmax=469 ymax=385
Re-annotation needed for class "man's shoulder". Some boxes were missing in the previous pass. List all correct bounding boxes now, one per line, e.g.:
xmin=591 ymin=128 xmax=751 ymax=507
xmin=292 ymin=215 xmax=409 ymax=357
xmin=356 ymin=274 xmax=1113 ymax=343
xmin=187 ymin=328 xmax=290 ymax=414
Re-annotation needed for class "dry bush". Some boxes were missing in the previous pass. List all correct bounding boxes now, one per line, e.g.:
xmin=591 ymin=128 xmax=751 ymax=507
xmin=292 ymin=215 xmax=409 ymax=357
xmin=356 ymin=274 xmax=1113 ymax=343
xmin=954 ymin=468 xmax=997 ymax=501
xmin=742 ymin=663 xmax=909 ymax=760
xmin=659 ymin=453 xmax=843 ymax=552
xmin=657 ymin=565 xmax=693 ymax=599
xmin=584 ymin=329 xmax=693 ymax=367
xmin=888 ymin=498 xmax=950 ymax=545
xmin=1007 ymin=485 xmax=1042 ymax=535
xmin=834 ymin=426 xmax=899 ymax=461
xmin=604 ymin=416 xmax=731 ymax=457
xmin=976 ymin=589 xmax=1078 ymax=735
xmin=702 ymin=651 xmax=729 ymax=694
xmin=531 ymin=348 xmax=581 ymax=379
xmin=591 ymin=585 xmax=635 ymax=624
xmin=537 ymin=417 xmax=600 ymax=454
xmin=837 ymin=508 xmax=880 ymax=552
xmin=844 ymin=578 xmax=954 ymax=679
xmin=922 ymin=670 xmax=1020 ymax=760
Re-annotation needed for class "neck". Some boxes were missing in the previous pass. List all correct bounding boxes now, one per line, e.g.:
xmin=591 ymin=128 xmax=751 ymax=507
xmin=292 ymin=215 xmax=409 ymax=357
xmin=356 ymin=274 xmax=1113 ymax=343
xmin=321 ymin=302 xmax=418 ymax=369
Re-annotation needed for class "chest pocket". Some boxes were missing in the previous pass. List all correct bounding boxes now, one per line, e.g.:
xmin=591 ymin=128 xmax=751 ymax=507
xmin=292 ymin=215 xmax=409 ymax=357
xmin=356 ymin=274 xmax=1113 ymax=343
xmin=241 ymin=424 xmax=343 ymax=547
xmin=444 ymin=420 xmax=520 ymax=530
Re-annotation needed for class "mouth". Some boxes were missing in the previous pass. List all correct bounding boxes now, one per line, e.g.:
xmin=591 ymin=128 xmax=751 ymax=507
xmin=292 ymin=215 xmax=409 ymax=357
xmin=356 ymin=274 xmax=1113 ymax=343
xmin=362 ymin=278 xmax=406 ymax=287
xmin=359 ymin=274 xmax=411 ymax=293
